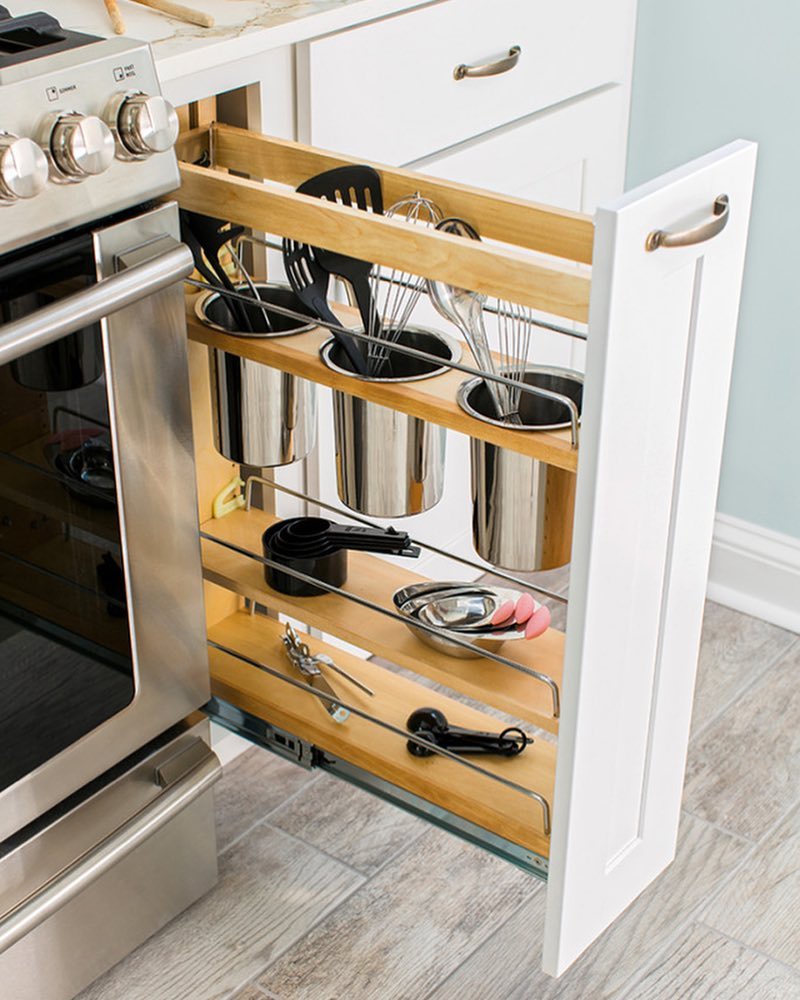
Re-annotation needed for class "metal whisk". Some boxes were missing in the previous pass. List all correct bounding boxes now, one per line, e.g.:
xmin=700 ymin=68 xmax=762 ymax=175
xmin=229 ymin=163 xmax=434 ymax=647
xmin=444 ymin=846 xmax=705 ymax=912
xmin=366 ymin=193 xmax=443 ymax=376
xmin=493 ymin=298 xmax=535 ymax=419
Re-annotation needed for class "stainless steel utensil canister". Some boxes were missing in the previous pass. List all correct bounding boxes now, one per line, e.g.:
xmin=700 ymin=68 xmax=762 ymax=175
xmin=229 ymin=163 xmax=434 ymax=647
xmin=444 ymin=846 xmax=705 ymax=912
xmin=197 ymin=282 xmax=318 ymax=468
xmin=458 ymin=366 xmax=583 ymax=571
xmin=321 ymin=327 xmax=461 ymax=518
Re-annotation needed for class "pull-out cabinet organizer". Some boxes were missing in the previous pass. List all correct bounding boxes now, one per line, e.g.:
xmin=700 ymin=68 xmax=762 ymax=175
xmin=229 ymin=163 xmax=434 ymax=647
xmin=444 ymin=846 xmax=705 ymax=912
xmin=175 ymin=124 xmax=756 ymax=976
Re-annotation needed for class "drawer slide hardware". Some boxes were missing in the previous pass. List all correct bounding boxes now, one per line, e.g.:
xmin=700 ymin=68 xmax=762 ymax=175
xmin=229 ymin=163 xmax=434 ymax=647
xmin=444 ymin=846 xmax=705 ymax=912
xmin=207 ymin=697 xmax=316 ymax=768
xmin=205 ymin=699 xmax=548 ymax=879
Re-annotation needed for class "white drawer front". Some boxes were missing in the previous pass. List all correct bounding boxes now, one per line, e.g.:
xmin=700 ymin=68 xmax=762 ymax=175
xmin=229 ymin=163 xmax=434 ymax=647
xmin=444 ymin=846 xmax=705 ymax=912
xmin=298 ymin=0 xmax=634 ymax=164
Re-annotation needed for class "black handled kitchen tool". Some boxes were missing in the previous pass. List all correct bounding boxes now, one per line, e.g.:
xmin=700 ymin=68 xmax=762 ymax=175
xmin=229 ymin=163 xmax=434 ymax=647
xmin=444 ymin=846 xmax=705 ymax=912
xmin=405 ymin=707 xmax=533 ymax=758
xmin=283 ymin=238 xmax=369 ymax=375
xmin=181 ymin=210 xmax=269 ymax=333
xmin=180 ymin=213 xmax=232 ymax=317
xmin=262 ymin=516 xmax=420 ymax=597
xmin=296 ymin=166 xmax=384 ymax=345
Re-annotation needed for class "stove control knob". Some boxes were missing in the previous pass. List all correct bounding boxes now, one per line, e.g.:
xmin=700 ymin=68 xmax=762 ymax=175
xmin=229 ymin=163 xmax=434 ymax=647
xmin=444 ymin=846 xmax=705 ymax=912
xmin=50 ymin=114 xmax=115 ymax=179
xmin=0 ymin=133 xmax=49 ymax=201
xmin=115 ymin=93 xmax=179 ymax=156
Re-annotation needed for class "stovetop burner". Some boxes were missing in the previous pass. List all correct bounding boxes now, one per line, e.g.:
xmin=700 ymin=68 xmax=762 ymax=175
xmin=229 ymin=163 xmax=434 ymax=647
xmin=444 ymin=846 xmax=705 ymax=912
xmin=0 ymin=6 xmax=97 ymax=67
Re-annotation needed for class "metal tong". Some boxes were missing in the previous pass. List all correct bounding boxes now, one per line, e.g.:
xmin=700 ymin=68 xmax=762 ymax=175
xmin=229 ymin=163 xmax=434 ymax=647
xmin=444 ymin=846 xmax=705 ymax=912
xmin=405 ymin=707 xmax=533 ymax=758
xmin=281 ymin=623 xmax=373 ymax=725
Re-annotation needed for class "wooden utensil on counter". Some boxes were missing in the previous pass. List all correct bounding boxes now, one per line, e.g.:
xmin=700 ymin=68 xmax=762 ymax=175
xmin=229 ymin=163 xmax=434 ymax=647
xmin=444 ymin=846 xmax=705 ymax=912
xmin=131 ymin=0 xmax=215 ymax=28
xmin=103 ymin=0 xmax=125 ymax=34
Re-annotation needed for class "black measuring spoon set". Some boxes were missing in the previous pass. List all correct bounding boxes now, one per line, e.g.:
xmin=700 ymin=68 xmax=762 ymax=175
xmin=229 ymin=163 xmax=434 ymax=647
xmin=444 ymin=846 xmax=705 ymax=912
xmin=405 ymin=707 xmax=533 ymax=759
xmin=262 ymin=516 xmax=420 ymax=597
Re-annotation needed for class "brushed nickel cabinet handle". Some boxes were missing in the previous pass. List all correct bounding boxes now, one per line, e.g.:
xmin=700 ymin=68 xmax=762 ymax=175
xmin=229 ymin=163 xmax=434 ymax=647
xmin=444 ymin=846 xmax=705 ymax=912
xmin=645 ymin=194 xmax=729 ymax=251
xmin=454 ymin=45 xmax=521 ymax=81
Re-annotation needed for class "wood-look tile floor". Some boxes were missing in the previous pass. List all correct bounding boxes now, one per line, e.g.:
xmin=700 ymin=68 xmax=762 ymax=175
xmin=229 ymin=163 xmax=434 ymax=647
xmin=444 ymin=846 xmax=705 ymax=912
xmin=77 ymin=601 xmax=800 ymax=1000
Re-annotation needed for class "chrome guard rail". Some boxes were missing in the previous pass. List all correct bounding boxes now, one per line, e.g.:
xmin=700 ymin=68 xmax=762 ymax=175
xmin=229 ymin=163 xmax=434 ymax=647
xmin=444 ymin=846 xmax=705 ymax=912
xmin=244 ymin=474 xmax=569 ymax=607
xmin=185 ymin=278 xmax=581 ymax=447
xmin=208 ymin=636 xmax=551 ymax=836
xmin=233 ymin=233 xmax=588 ymax=342
xmin=200 ymin=527 xmax=561 ymax=719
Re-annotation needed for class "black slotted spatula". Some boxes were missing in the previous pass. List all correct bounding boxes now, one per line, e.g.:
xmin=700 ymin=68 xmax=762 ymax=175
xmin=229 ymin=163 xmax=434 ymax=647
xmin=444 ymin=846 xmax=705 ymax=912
xmin=296 ymin=165 xmax=384 ymax=355
xmin=282 ymin=238 xmax=369 ymax=375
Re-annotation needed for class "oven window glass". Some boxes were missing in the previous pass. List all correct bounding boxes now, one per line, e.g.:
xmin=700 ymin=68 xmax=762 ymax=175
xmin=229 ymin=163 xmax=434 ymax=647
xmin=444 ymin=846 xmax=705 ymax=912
xmin=0 ymin=232 xmax=135 ymax=792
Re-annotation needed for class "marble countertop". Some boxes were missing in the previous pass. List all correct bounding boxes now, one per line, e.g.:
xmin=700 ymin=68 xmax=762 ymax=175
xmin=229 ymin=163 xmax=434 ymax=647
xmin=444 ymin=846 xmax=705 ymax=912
xmin=5 ymin=0 xmax=426 ymax=83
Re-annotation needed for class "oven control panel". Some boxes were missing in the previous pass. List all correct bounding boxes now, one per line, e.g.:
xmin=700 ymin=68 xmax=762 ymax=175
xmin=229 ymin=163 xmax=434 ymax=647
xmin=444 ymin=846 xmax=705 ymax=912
xmin=0 ymin=37 xmax=180 ymax=254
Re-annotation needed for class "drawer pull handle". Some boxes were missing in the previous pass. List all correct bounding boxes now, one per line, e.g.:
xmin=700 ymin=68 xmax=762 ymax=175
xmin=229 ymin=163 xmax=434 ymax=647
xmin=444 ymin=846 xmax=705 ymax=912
xmin=454 ymin=45 xmax=521 ymax=81
xmin=645 ymin=194 xmax=729 ymax=252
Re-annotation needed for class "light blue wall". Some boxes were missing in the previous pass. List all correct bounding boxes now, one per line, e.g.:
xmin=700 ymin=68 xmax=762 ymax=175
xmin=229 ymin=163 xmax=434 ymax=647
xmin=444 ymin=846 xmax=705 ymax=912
xmin=626 ymin=1 xmax=800 ymax=539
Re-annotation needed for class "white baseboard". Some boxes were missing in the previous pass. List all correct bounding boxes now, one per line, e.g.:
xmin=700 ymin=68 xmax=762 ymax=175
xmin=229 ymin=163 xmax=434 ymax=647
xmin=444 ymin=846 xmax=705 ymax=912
xmin=708 ymin=513 xmax=800 ymax=634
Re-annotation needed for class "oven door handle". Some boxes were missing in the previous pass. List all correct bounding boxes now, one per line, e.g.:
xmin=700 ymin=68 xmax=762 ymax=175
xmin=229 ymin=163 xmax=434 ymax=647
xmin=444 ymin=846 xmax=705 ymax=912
xmin=0 ymin=741 xmax=221 ymax=956
xmin=0 ymin=237 xmax=194 ymax=368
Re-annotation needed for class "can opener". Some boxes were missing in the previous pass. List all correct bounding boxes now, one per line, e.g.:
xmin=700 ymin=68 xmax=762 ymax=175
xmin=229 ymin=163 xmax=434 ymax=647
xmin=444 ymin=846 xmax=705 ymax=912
xmin=281 ymin=623 xmax=373 ymax=724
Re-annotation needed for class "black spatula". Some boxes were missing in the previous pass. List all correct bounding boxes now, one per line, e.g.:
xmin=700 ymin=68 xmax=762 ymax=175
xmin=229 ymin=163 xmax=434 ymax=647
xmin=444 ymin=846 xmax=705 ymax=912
xmin=182 ymin=211 xmax=270 ymax=333
xmin=296 ymin=165 xmax=384 ymax=352
xmin=283 ymin=238 xmax=369 ymax=375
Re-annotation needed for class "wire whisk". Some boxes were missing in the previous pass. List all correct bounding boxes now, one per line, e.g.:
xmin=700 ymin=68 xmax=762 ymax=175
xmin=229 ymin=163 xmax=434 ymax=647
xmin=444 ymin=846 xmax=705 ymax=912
xmin=367 ymin=193 xmax=443 ymax=376
xmin=493 ymin=297 xmax=536 ymax=419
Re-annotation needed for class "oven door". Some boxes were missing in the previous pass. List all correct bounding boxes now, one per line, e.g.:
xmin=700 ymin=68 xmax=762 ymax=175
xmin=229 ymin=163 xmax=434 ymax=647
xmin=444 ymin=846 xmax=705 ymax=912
xmin=0 ymin=202 xmax=209 ymax=841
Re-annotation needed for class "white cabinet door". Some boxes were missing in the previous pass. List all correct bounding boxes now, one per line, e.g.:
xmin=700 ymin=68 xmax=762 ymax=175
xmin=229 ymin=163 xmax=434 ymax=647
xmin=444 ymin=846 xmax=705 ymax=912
xmin=543 ymin=140 xmax=757 ymax=975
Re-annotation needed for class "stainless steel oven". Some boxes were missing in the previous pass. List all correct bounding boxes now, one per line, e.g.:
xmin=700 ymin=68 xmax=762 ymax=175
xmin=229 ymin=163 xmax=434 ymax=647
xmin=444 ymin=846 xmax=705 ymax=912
xmin=0 ymin=199 xmax=210 ymax=841
xmin=0 ymin=16 xmax=219 ymax=998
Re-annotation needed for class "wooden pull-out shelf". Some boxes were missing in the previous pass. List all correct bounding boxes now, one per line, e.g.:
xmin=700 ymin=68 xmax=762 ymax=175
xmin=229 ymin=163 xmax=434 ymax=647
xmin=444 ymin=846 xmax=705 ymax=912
xmin=177 ymin=124 xmax=592 ymax=321
xmin=179 ymin=122 xmax=587 ymax=867
xmin=209 ymin=610 xmax=554 ymax=859
xmin=186 ymin=299 xmax=578 ymax=472
xmin=201 ymin=506 xmax=563 ymax=732
xmin=177 ymin=123 xmax=593 ymax=471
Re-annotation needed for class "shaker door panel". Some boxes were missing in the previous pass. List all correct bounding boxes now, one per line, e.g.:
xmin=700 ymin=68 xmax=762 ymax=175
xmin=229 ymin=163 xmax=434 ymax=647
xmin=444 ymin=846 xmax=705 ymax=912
xmin=543 ymin=140 xmax=757 ymax=976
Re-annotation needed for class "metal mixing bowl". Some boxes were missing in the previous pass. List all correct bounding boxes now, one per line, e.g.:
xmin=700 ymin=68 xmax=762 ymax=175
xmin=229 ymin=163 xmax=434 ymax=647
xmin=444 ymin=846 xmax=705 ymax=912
xmin=392 ymin=581 xmax=526 ymax=659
